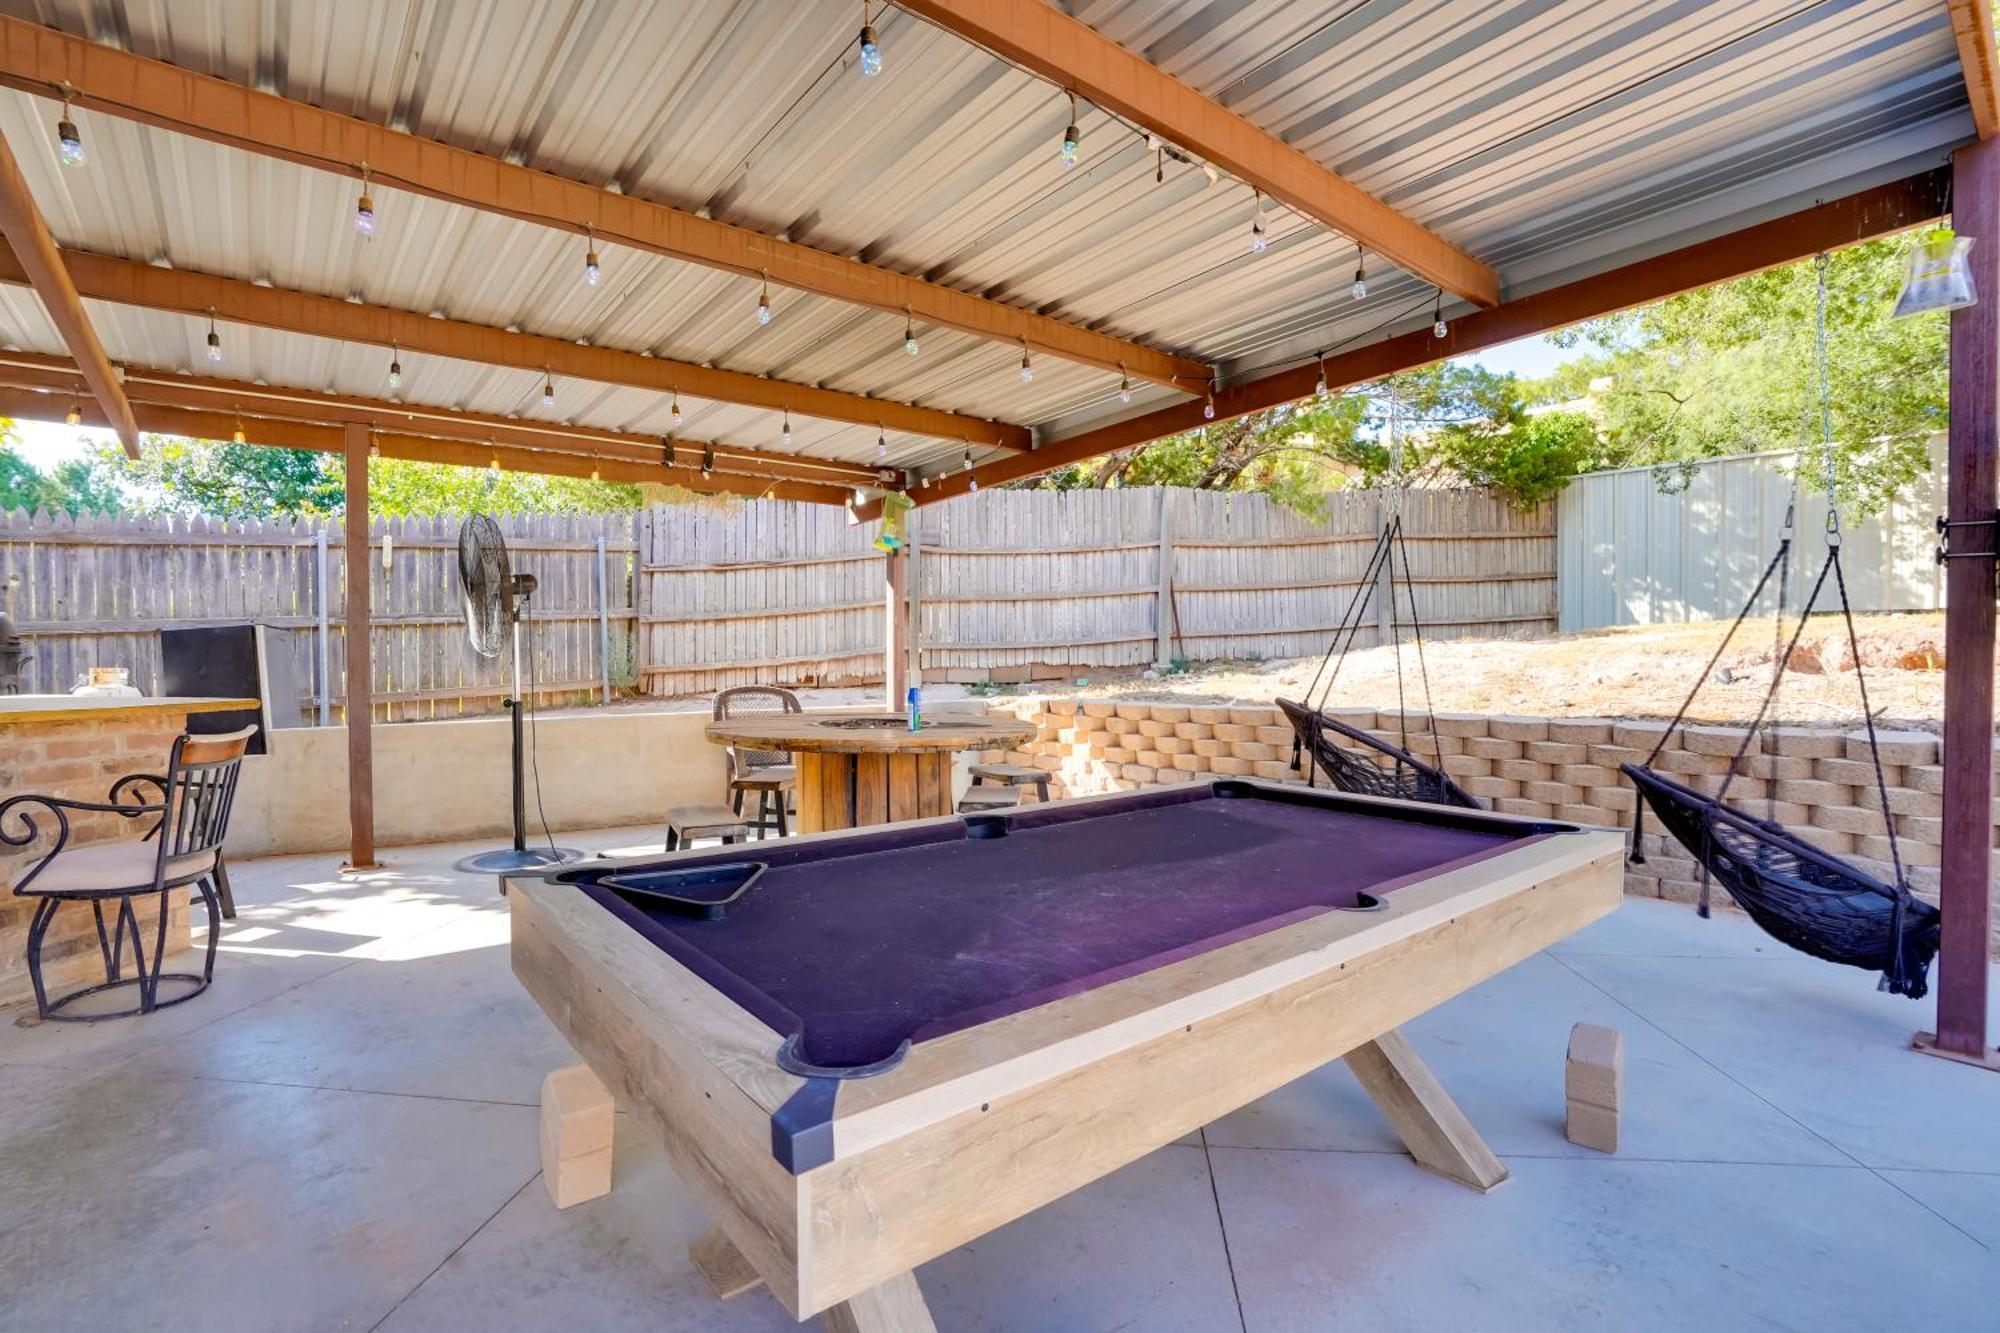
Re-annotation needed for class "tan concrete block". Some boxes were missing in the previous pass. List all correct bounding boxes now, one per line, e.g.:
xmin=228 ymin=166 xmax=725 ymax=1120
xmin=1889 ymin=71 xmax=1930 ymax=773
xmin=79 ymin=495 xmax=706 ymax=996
xmin=1103 ymin=747 xmax=1135 ymax=764
xmin=1560 ymin=764 xmax=1618 ymax=789
xmin=1213 ymin=723 xmax=1256 ymax=742
xmin=1557 ymin=804 xmax=1617 ymax=826
xmin=1524 ymin=741 xmax=1590 ymax=766
xmin=1524 ymin=780 xmax=1575 ymax=805
xmin=1907 ymin=764 xmax=1945 ymax=795
xmin=1763 ymin=726 xmax=1848 ymax=758
xmin=1441 ymin=755 xmax=1492 ymax=778
xmin=1115 ymin=704 xmax=1151 ymax=721
xmin=1462 ymin=776 xmax=1521 ymax=800
xmin=1150 ymin=705 xmax=1191 ymax=724
xmin=1231 ymin=742 xmax=1278 ymax=763
xmin=1587 ymin=743 xmax=1648 ymax=769
xmin=1081 ymin=702 xmax=1116 ymax=718
xmin=1791 ymin=825 xmax=1857 ymax=857
xmin=1810 ymin=805 xmax=1888 ymax=836
xmin=1547 ymin=718 xmax=1616 ymax=745
xmin=1772 ymin=778 xmax=1853 ymax=807
xmin=1610 ymin=720 xmax=1672 ymax=750
xmin=1135 ymin=750 xmax=1168 ymax=768
xmin=1465 ymin=736 xmax=1524 ymax=761
xmin=1192 ymin=738 xmax=1227 ymax=758
xmin=1044 ymin=698 xmax=1077 ymax=717
xmin=1251 ymin=760 xmax=1297 ymax=781
xmin=1895 ymin=814 xmax=1942 ymax=844
xmin=1739 ymin=752 xmax=1817 ymax=781
xmin=1589 ymin=785 xmax=1638 ymax=814
xmin=1852 ymin=730 xmax=1938 ymax=766
xmin=1119 ymin=764 xmax=1155 ymax=784
xmin=1135 ymin=718 xmax=1172 ymax=738
xmin=1172 ymin=753 xmax=1205 ymax=773
xmin=1255 ymin=725 xmax=1294 ymax=746
xmin=1815 ymin=757 xmax=1901 ymax=787
xmin=1495 ymin=759 xmax=1551 ymax=783
xmin=1431 ymin=713 xmax=1490 ymax=738
xmin=1494 ymin=798 xmax=1550 ymax=818
xmin=1154 ymin=736 xmax=1190 ymax=756
xmin=1187 ymin=705 xmax=1234 ymax=725
xmin=1565 ymin=1099 xmax=1619 ymax=1154
xmin=1566 ymin=1022 xmax=1624 ymax=1109
xmin=1679 ymin=724 xmax=1752 ymax=757
xmin=1488 ymin=716 xmax=1549 ymax=742
xmin=1210 ymin=756 xmax=1253 ymax=776
xmin=1229 ymin=707 xmax=1276 ymax=727
xmin=1174 ymin=722 xmax=1215 ymax=741
xmin=1884 ymin=788 xmax=1943 ymax=818
xmin=1858 ymin=833 xmax=1938 ymax=867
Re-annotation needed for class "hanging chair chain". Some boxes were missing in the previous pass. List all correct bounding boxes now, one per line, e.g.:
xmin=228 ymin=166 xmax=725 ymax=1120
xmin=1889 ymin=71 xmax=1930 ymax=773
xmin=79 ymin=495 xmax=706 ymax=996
xmin=1813 ymin=252 xmax=1840 ymax=544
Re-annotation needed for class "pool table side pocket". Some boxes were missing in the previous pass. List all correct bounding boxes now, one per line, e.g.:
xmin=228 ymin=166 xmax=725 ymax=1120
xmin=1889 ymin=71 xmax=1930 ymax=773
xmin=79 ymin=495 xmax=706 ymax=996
xmin=792 ymin=848 xmax=1625 ymax=1315
xmin=510 ymin=883 xmax=812 ymax=1316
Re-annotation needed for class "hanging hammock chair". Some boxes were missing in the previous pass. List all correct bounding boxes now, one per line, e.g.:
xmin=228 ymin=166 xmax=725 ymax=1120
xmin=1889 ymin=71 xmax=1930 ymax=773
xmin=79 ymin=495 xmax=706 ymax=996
xmin=1278 ymin=505 xmax=1480 ymax=810
xmin=1623 ymin=253 xmax=1940 ymax=999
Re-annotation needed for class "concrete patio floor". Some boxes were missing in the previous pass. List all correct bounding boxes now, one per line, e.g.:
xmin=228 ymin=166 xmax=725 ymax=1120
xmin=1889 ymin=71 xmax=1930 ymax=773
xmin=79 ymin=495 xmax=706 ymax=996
xmin=1 ymin=826 xmax=1996 ymax=1332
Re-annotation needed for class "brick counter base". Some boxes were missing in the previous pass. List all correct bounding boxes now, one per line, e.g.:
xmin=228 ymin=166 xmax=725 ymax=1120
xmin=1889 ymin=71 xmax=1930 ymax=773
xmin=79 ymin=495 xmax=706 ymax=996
xmin=1 ymin=716 xmax=193 ymax=1013
xmin=977 ymin=699 xmax=1998 ymax=955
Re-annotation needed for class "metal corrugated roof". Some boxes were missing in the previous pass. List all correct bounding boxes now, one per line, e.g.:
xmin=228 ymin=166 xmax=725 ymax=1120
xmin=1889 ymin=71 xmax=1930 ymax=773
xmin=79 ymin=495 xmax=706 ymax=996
xmin=0 ymin=0 xmax=1972 ymax=480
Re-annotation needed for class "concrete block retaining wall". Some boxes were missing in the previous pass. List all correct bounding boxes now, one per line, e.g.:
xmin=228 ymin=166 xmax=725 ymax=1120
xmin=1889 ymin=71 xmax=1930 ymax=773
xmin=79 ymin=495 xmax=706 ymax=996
xmin=978 ymin=697 xmax=1999 ymax=952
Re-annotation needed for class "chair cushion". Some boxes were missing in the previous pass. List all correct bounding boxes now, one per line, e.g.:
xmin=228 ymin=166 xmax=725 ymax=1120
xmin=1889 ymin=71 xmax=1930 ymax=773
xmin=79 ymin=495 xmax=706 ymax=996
xmin=28 ymin=840 xmax=217 ymax=895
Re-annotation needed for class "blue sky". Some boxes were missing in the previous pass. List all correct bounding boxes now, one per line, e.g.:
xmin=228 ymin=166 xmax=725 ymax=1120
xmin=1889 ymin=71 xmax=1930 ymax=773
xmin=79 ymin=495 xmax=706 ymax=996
xmin=7 ymin=333 xmax=1574 ymax=473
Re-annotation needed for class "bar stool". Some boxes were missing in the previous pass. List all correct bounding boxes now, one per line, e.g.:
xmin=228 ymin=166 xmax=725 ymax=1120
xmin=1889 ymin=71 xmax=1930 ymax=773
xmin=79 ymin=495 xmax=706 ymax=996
xmin=957 ymin=786 xmax=1021 ymax=813
xmin=713 ymin=686 xmax=799 ymax=839
xmin=665 ymin=805 xmax=752 ymax=852
xmin=1 ymin=726 xmax=255 ymax=1021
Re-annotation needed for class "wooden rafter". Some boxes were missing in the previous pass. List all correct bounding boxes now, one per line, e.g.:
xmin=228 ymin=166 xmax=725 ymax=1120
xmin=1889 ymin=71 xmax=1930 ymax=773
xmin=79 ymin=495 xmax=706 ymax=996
xmin=900 ymin=0 xmax=1499 ymax=308
xmin=0 ymin=386 xmax=856 ymax=506
xmin=1948 ymin=0 xmax=2000 ymax=140
xmin=0 ymin=17 xmax=1210 ymax=394
xmin=0 ymin=126 xmax=138 ymax=457
xmin=0 ymin=239 xmax=1030 ymax=451
xmin=863 ymin=170 xmax=1949 ymax=517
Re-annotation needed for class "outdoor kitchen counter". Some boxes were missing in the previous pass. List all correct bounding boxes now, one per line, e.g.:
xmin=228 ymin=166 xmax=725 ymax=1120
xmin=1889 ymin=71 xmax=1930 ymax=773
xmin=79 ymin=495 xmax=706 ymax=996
xmin=0 ymin=695 xmax=254 ymax=1011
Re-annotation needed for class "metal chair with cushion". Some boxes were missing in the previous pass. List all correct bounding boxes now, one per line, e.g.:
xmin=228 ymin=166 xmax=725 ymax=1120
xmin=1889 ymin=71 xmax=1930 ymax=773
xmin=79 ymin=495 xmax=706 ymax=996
xmin=1 ymin=725 xmax=256 ymax=1021
xmin=712 ymin=685 xmax=800 ymax=838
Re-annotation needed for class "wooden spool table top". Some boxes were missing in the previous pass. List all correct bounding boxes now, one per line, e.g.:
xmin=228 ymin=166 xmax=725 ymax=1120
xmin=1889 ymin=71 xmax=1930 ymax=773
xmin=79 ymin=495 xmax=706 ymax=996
xmin=703 ymin=709 xmax=1035 ymax=755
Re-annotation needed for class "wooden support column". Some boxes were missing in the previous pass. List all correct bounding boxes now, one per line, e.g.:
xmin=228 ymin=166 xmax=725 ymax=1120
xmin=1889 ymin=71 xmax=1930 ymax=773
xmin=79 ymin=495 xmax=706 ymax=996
xmin=1154 ymin=487 xmax=1177 ymax=667
xmin=884 ymin=548 xmax=909 ymax=710
xmin=343 ymin=422 xmax=378 ymax=870
xmin=1919 ymin=137 xmax=2000 ymax=1068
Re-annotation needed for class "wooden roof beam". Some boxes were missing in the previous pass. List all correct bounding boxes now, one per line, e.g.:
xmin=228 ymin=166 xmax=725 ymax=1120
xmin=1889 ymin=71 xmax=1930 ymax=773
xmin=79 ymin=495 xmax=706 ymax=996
xmin=0 ymin=238 xmax=1030 ymax=451
xmin=0 ymin=387 xmax=855 ymax=506
xmin=865 ymin=169 xmax=1949 ymax=517
xmin=901 ymin=0 xmax=1500 ymax=308
xmin=0 ymin=126 xmax=138 ymax=456
xmin=0 ymin=350 xmax=884 ymax=491
xmin=1949 ymin=1 xmax=2000 ymax=140
xmin=0 ymin=16 xmax=1209 ymax=394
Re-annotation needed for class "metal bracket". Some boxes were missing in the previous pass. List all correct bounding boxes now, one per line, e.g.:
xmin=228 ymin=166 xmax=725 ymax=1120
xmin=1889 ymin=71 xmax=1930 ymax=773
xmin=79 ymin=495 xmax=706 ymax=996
xmin=1934 ymin=511 xmax=2000 ymax=579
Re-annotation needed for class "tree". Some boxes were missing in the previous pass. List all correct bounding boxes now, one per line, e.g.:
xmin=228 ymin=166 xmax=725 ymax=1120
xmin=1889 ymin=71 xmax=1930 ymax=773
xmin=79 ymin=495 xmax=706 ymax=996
xmin=0 ymin=440 xmax=122 ymax=516
xmin=1539 ymin=239 xmax=1942 ymax=514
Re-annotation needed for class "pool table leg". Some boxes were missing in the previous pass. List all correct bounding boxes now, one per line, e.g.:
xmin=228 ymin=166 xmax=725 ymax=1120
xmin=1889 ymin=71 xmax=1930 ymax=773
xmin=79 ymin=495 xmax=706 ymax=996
xmin=1344 ymin=1029 xmax=1509 ymax=1192
xmin=821 ymin=1271 xmax=937 ymax=1333
xmin=539 ymin=1063 xmax=615 ymax=1209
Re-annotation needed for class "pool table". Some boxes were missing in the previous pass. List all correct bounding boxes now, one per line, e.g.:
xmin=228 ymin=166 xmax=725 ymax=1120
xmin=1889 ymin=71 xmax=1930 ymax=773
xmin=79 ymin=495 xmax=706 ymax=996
xmin=508 ymin=779 xmax=1625 ymax=1330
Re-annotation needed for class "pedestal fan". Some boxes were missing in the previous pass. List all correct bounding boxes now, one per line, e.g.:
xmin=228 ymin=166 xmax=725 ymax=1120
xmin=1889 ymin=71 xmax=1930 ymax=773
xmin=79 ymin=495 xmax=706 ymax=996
xmin=452 ymin=515 xmax=583 ymax=874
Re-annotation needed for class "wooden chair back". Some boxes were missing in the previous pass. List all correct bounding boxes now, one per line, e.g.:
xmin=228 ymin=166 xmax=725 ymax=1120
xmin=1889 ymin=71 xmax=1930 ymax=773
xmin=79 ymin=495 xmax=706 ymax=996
xmin=161 ymin=726 xmax=258 ymax=862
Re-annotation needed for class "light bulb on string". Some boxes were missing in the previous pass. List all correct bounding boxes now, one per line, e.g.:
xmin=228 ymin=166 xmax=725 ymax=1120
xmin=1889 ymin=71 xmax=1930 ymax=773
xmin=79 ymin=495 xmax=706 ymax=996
xmin=962 ymin=446 xmax=973 ymax=473
xmin=1204 ymin=390 xmax=1216 ymax=420
xmin=56 ymin=88 xmax=83 ymax=167
xmin=858 ymin=2 xmax=883 ymax=76
xmin=1314 ymin=354 xmax=1327 ymax=397
xmin=662 ymin=437 xmax=676 ymax=471
xmin=781 ymin=411 xmax=792 ymax=450
xmin=369 ymin=438 xmax=380 ymax=459
xmin=232 ymin=416 xmax=246 ymax=444
xmin=1118 ymin=366 xmax=1132 ymax=404
xmin=354 ymin=166 xmax=375 ymax=236
xmin=903 ymin=308 xmax=918 ymax=356
xmin=64 ymin=401 xmax=82 ymax=427
xmin=876 ymin=430 xmax=888 ymax=458
xmin=756 ymin=274 xmax=772 ymax=327
xmin=205 ymin=310 xmax=223 ymax=363
xmin=701 ymin=443 xmax=715 ymax=478
xmin=583 ymin=227 xmax=600 ymax=287
xmin=1432 ymin=289 xmax=1448 ymax=339
xmin=1018 ymin=338 xmax=1033 ymax=383
xmin=387 ymin=347 xmax=402 ymax=391
xmin=1058 ymin=91 xmax=1080 ymax=170
xmin=590 ymin=464 xmax=600 ymax=482
xmin=670 ymin=393 xmax=683 ymax=430
xmin=489 ymin=449 xmax=500 ymax=473
xmin=1352 ymin=249 xmax=1368 ymax=301
xmin=1249 ymin=190 xmax=1267 ymax=254
xmin=541 ymin=371 xmax=555 ymax=409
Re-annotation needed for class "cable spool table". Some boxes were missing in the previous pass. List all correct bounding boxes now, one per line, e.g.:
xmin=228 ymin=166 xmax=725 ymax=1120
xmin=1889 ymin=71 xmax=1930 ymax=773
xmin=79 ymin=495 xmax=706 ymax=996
xmin=703 ymin=708 xmax=1038 ymax=833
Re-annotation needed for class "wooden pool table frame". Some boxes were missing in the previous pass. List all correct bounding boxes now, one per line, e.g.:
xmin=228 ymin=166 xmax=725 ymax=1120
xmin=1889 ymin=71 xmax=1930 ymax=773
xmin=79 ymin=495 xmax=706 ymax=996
xmin=507 ymin=783 xmax=1626 ymax=1330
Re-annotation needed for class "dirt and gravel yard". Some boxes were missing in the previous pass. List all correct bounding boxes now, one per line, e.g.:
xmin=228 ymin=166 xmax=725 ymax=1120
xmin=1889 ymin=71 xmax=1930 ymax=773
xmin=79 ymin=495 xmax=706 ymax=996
xmin=1069 ymin=612 xmax=1952 ymax=733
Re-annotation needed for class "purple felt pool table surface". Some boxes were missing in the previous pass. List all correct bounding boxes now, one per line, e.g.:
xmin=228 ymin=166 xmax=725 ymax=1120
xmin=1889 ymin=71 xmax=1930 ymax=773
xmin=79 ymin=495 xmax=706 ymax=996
xmin=559 ymin=780 xmax=1572 ymax=1075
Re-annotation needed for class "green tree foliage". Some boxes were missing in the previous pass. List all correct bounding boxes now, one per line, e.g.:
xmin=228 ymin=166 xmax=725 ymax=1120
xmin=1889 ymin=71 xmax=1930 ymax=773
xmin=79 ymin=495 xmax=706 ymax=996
xmin=1537 ymin=239 xmax=1943 ymax=514
xmin=0 ymin=443 xmax=122 ymax=516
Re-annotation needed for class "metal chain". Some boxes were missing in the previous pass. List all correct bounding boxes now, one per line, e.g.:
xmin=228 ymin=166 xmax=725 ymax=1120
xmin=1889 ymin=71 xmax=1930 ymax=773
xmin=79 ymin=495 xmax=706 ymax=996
xmin=1813 ymin=252 xmax=1840 ymax=542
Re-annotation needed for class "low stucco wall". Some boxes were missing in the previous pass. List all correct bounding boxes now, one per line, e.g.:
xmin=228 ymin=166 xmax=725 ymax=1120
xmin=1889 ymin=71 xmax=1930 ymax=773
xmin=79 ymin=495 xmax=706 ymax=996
xmin=229 ymin=708 xmax=729 ymax=856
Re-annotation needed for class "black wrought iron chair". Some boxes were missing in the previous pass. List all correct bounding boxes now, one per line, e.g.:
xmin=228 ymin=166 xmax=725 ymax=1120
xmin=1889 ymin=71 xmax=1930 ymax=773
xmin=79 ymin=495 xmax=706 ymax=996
xmin=1 ymin=725 xmax=256 ymax=1020
xmin=712 ymin=685 xmax=800 ymax=838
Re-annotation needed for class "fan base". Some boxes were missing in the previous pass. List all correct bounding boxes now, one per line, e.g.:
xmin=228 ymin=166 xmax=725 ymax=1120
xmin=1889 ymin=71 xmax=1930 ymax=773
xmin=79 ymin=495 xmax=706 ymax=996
xmin=454 ymin=845 xmax=588 ymax=875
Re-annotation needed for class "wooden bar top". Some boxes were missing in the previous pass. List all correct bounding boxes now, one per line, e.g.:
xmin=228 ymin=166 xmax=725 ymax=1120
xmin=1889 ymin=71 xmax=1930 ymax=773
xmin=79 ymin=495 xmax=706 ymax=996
xmin=0 ymin=695 xmax=258 ymax=726
xmin=705 ymin=708 xmax=1035 ymax=755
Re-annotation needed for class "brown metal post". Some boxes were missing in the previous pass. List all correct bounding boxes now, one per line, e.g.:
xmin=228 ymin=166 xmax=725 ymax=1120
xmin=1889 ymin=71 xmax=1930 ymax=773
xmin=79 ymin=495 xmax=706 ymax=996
xmin=343 ymin=423 xmax=378 ymax=870
xmin=1921 ymin=137 xmax=1999 ymax=1065
xmin=884 ymin=548 xmax=909 ymax=711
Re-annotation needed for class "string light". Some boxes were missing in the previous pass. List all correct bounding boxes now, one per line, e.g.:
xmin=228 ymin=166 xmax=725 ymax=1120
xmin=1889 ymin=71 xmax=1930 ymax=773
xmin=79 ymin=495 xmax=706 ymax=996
xmin=489 ymin=448 xmax=500 ymax=472
xmin=670 ymin=392 xmax=682 ymax=430
xmin=1314 ymin=354 xmax=1327 ymax=397
xmin=1352 ymin=249 xmax=1368 ymax=301
xmin=369 ymin=437 xmax=380 ymax=459
xmin=1432 ymin=289 xmax=1448 ymax=339
xmin=387 ymin=347 xmax=402 ymax=391
xmin=858 ymin=1 xmax=883 ymax=76
xmin=205 ymin=310 xmax=222 ymax=363
xmin=232 ymin=415 xmax=246 ymax=444
xmin=701 ymin=443 xmax=715 ymax=478
xmin=876 ymin=430 xmax=888 ymax=458
xmin=903 ymin=308 xmax=918 ymax=356
xmin=590 ymin=464 xmax=600 ymax=482
xmin=1204 ymin=390 xmax=1216 ymax=420
xmin=55 ymin=88 xmax=82 ymax=167
xmin=354 ymin=166 xmax=375 ymax=236
xmin=541 ymin=370 xmax=555 ymax=408
xmin=756 ymin=273 xmax=772 ymax=327
xmin=1249 ymin=190 xmax=1267 ymax=253
xmin=662 ymin=437 xmax=676 ymax=470
xmin=962 ymin=445 xmax=973 ymax=472
xmin=969 ymin=474 xmax=979 ymax=492
xmin=583 ymin=227 xmax=600 ymax=287
xmin=781 ymin=410 xmax=792 ymax=450
xmin=64 ymin=401 xmax=81 ymax=427
xmin=1018 ymin=337 xmax=1033 ymax=382
xmin=1058 ymin=92 xmax=1080 ymax=170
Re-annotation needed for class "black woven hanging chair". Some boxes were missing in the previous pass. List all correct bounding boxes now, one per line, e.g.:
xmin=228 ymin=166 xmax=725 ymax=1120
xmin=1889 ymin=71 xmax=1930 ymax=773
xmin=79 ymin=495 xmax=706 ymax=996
xmin=1626 ymin=255 xmax=1939 ymax=999
xmin=1278 ymin=514 xmax=1480 ymax=809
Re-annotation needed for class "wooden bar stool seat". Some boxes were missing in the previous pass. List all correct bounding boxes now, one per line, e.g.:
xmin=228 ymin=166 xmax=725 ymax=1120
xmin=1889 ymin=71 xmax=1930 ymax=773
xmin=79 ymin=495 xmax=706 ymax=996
xmin=957 ymin=785 xmax=1021 ymax=813
xmin=969 ymin=762 xmax=1052 ymax=804
xmin=731 ymin=765 xmax=795 ymax=839
xmin=665 ymin=805 xmax=752 ymax=852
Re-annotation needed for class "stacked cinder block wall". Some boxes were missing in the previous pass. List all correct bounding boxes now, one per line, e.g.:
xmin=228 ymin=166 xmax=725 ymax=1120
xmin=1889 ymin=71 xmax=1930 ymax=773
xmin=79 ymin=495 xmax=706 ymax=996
xmin=977 ymin=698 xmax=1996 ymax=951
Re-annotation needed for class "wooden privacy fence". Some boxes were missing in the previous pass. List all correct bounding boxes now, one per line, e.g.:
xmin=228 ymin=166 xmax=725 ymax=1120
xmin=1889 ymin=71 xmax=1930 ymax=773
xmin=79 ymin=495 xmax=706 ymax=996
xmin=0 ymin=510 xmax=636 ymax=720
xmin=3 ymin=486 xmax=1555 ymax=711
